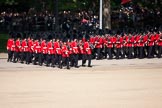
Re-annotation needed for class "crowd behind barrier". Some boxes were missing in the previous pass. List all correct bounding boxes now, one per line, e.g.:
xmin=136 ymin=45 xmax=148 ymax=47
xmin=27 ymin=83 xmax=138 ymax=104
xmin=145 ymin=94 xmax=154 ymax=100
xmin=0 ymin=10 xmax=100 ymax=32
xmin=0 ymin=4 xmax=162 ymax=33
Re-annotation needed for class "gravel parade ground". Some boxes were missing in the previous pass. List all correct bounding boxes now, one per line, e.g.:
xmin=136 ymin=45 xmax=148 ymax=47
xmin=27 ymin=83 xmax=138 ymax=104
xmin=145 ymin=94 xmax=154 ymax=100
xmin=0 ymin=53 xmax=162 ymax=108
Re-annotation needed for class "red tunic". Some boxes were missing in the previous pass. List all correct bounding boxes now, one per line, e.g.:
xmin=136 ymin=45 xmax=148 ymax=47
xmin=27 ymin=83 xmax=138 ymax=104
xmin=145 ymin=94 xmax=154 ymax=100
xmin=158 ymin=36 xmax=162 ymax=46
xmin=47 ymin=41 xmax=54 ymax=54
xmin=41 ymin=40 xmax=47 ymax=54
xmin=84 ymin=41 xmax=92 ymax=55
xmin=54 ymin=42 xmax=62 ymax=55
xmin=7 ymin=38 xmax=14 ymax=51
xmin=127 ymin=36 xmax=134 ymax=47
xmin=143 ymin=35 xmax=148 ymax=45
xmin=28 ymin=39 xmax=33 ymax=53
xmin=90 ymin=37 xmax=95 ymax=45
xmin=21 ymin=39 xmax=28 ymax=52
xmin=116 ymin=37 xmax=123 ymax=48
xmin=71 ymin=41 xmax=79 ymax=54
xmin=62 ymin=45 xmax=70 ymax=58
xmin=138 ymin=36 xmax=145 ymax=47
xmin=123 ymin=36 xmax=129 ymax=47
xmin=15 ymin=39 xmax=21 ymax=52
xmin=78 ymin=42 xmax=84 ymax=54
xmin=106 ymin=36 xmax=113 ymax=48
xmin=11 ymin=40 xmax=15 ymax=51
xmin=112 ymin=36 xmax=117 ymax=44
xmin=34 ymin=41 xmax=41 ymax=53
xmin=95 ymin=37 xmax=103 ymax=49
xmin=148 ymin=35 xmax=155 ymax=46
xmin=134 ymin=35 xmax=140 ymax=47
xmin=154 ymin=33 xmax=160 ymax=45
xmin=67 ymin=42 xmax=72 ymax=55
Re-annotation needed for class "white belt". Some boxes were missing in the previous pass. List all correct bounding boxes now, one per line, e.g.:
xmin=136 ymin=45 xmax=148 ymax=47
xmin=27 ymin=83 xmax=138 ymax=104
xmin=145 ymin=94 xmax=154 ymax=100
xmin=36 ymin=46 xmax=41 ymax=48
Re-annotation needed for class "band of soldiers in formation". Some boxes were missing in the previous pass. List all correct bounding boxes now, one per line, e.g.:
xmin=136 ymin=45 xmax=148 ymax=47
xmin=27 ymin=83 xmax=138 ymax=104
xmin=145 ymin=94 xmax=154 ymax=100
xmin=6 ymin=30 xmax=162 ymax=69
xmin=6 ymin=32 xmax=93 ymax=69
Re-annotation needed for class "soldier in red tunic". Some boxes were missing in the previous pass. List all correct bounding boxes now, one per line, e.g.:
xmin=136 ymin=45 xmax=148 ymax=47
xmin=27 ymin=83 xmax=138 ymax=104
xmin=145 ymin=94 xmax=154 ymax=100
xmin=51 ymin=38 xmax=56 ymax=67
xmin=61 ymin=41 xmax=70 ymax=69
xmin=54 ymin=39 xmax=62 ymax=68
xmin=13 ymin=37 xmax=21 ymax=63
xmin=78 ymin=39 xmax=84 ymax=65
xmin=40 ymin=39 xmax=47 ymax=66
xmin=33 ymin=39 xmax=41 ymax=65
xmin=89 ymin=35 xmax=95 ymax=59
xmin=127 ymin=34 xmax=134 ymax=59
xmin=134 ymin=34 xmax=140 ymax=58
xmin=138 ymin=35 xmax=145 ymax=59
xmin=21 ymin=38 xmax=28 ymax=63
xmin=115 ymin=35 xmax=123 ymax=59
xmin=148 ymin=34 xmax=155 ymax=58
xmin=83 ymin=39 xmax=92 ymax=67
xmin=143 ymin=33 xmax=148 ymax=57
xmin=46 ymin=39 xmax=54 ymax=67
xmin=95 ymin=35 xmax=103 ymax=60
xmin=6 ymin=35 xmax=14 ymax=62
xmin=105 ymin=35 xmax=114 ymax=59
xmin=157 ymin=32 xmax=162 ymax=58
xmin=26 ymin=37 xmax=34 ymax=64
xmin=66 ymin=39 xmax=73 ymax=66
xmin=71 ymin=39 xmax=79 ymax=68
xmin=154 ymin=32 xmax=160 ymax=57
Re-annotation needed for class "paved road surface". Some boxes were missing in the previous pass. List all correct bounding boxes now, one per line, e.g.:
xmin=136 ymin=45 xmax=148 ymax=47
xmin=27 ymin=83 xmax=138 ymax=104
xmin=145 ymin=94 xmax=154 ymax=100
xmin=0 ymin=53 xmax=162 ymax=108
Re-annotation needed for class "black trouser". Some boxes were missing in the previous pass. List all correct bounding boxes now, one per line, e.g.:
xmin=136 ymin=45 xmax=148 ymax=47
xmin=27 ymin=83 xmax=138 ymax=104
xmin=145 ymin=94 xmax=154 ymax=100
xmin=55 ymin=54 xmax=62 ymax=68
xmin=39 ymin=53 xmax=47 ymax=66
xmin=107 ymin=48 xmax=113 ymax=59
xmin=128 ymin=47 xmax=133 ymax=59
xmin=39 ymin=53 xmax=43 ymax=65
xmin=34 ymin=53 xmax=39 ymax=65
xmin=96 ymin=48 xmax=101 ymax=60
xmin=38 ymin=53 xmax=42 ymax=65
xmin=157 ymin=46 xmax=162 ymax=58
xmin=7 ymin=50 xmax=13 ymax=62
xmin=72 ymin=54 xmax=78 ymax=67
xmin=69 ymin=54 xmax=73 ymax=66
xmin=139 ymin=47 xmax=144 ymax=59
xmin=122 ymin=47 xmax=127 ymax=58
xmin=28 ymin=52 xmax=33 ymax=64
xmin=82 ymin=54 xmax=87 ymax=65
xmin=104 ymin=48 xmax=108 ymax=59
xmin=82 ymin=54 xmax=91 ymax=66
xmin=116 ymin=48 xmax=121 ymax=59
xmin=46 ymin=54 xmax=52 ymax=66
xmin=153 ymin=45 xmax=158 ymax=56
xmin=13 ymin=51 xmax=20 ymax=62
xmin=61 ymin=57 xmax=70 ymax=69
xmin=51 ymin=54 xmax=56 ymax=67
xmin=21 ymin=52 xmax=27 ymax=63
xmin=134 ymin=46 xmax=138 ymax=58
xmin=26 ymin=52 xmax=31 ymax=64
xmin=87 ymin=54 xmax=92 ymax=66
xmin=148 ymin=46 xmax=153 ymax=58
